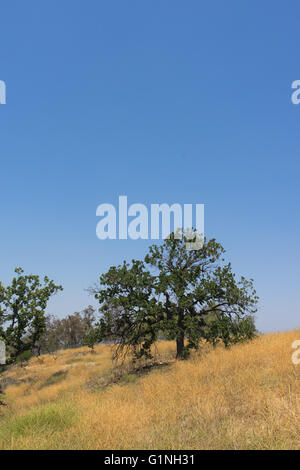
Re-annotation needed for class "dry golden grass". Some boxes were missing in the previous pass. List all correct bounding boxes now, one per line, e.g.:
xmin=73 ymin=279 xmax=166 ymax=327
xmin=0 ymin=330 xmax=299 ymax=450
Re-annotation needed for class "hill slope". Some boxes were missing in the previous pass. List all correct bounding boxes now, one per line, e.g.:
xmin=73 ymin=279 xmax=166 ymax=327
xmin=0 ymin=330 xmax=299 ymax=450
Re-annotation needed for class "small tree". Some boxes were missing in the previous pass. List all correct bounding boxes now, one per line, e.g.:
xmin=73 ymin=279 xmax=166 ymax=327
xmin=82 ymin=327 xmax=100 ymax=350
xmin=36 ymin=306 xmax=97 ymax=353
xmin=93 ymin=232 xmax=258 ymax=360
xmin=0 ymin=268 xmax=63 ymax=362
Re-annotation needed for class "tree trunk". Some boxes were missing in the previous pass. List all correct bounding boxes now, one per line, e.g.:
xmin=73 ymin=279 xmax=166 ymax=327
xmin=176 ymin=330 xmax=185 ymax=359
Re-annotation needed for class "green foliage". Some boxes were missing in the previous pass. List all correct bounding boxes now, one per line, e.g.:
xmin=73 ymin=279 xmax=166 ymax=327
xmin=37 ymin=306 xmax=96 ymax=353
xmin=93 ymin=259 xmax=160 ymax=361
xmin=0 ymin=268 xmax=63 ymax=362
xmin=204 ymin=313 xmax=257 ymax=348
xmin=16 ymin=349 xmax=33 ymax=364
xmin=93 ymin=231 xmax=258 ymax=360
xmin=82 ymin=326 xmax=101 ymax=349
xmin=2 ymin=403 xmax=77 ymax=439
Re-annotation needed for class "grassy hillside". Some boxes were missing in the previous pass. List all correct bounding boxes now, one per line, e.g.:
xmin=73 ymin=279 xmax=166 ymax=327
xmin=0 ymin=330 xmax=299 ymax=450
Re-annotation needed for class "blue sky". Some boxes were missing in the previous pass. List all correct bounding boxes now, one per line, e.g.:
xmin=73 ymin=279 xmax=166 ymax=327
xmin=0 ymin=1 xmax=299 ymax=332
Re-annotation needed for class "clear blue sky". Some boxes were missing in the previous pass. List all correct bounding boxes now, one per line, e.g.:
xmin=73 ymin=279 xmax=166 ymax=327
xmin=1 ymin=1 xmax=299 ymax=332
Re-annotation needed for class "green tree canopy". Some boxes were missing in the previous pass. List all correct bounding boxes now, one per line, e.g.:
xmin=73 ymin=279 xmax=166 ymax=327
xmin=0 ymin=268 xmax=63 ymax=362
xmin=93 ymin=232 xmax=258 ymax=360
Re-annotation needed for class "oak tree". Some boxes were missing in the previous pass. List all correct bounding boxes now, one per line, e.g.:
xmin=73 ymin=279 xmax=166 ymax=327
xmin=0 ymin=268 xmax=63 ymax=362
xmin=93 ymin=232 xmax=258 ymax=360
